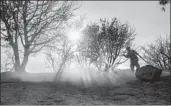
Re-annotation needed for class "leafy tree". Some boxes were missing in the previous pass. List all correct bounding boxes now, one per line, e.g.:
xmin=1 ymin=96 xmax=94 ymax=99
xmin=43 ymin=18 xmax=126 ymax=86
xmin=79 ymin=18 xmax=135 ymax=71
xmin=0 ymin=1 xmax=77 ymax=72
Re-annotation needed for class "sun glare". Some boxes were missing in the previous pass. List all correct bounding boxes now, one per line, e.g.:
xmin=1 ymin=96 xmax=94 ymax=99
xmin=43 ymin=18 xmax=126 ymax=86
xmin=67 ymin=30 xmax=81 ymax=43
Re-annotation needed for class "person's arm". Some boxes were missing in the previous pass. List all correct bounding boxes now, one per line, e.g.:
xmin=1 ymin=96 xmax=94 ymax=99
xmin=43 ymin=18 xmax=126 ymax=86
xmin=123 ymin=53 xmax=129 ymax=58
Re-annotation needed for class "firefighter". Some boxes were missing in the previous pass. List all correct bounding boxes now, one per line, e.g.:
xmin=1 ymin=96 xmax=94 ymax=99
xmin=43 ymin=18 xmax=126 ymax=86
xmin=123 ymin=47 xmax=140 ymax=72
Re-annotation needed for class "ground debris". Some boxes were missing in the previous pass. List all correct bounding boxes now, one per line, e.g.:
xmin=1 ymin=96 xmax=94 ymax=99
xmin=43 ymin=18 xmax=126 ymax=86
xmin=1 ymin=76 xmax=170 ymax=105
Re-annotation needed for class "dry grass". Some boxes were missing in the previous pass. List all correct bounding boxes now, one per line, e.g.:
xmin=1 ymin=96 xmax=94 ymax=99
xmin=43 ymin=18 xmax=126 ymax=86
xmin=1 ymin=73 xmax=170 ymax=105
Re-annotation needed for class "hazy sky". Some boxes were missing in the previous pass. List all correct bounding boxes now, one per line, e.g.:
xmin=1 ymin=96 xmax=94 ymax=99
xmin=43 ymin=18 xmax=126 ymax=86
xmin=75 ymin=1 xmax=170 ymax=45
xmin=26 ymin=1 xmax=170 ymax=73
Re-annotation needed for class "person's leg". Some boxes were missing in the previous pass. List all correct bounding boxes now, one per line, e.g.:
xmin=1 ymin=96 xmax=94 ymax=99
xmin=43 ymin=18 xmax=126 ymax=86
xmin=135 ymin=61 xmax=140 ymax=70
xmin=130 ymin=60 xmax=136 ymax=72
xmin=130 ymin=64 xmax=134 ymax=72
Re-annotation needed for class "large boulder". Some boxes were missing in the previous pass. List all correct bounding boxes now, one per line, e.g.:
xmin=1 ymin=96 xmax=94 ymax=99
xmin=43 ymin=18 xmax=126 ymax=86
xmin=135 ymin=65 xmax=162 ymax=81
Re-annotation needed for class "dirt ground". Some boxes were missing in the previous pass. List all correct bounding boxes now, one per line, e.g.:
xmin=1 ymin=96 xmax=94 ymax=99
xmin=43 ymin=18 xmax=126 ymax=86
xmin=1 ymin=76 xmax=170 ymax=105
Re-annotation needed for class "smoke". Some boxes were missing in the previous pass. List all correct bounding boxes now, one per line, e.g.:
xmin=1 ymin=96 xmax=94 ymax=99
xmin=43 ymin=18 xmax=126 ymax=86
xmin=1 ymin=71 xmax=55 ymax=82
xmin=1 ymin=62 xmax=137 ymax=87
xmin=58 ymin=62 xmax=137 ymax=87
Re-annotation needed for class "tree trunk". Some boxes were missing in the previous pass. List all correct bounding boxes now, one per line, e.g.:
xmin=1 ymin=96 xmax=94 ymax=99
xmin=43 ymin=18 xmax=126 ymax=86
xmin=20 ymin=55 xmax=29 ymax=72
xmin=20 ymin=48 xmax=29 ymax=72
xmin=12 ymin=44 xmax=21 ymax=72
xmin=104 ymin=63 xmax=111 ymax=72
xmin=14 ymin=57 xmax=21 ymax=72
xmin=11 ymin=45 xmax=29 ymax=73
xmin=54 ymin=60 xmax=65 ymax=82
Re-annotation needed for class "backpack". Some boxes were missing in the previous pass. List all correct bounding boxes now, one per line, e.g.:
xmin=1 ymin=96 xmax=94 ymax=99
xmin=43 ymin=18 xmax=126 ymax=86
xmin=129 ymin=50 xmax=138 ymax=61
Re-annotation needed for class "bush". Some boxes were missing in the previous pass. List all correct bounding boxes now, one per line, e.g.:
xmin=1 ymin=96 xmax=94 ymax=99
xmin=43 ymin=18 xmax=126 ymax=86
xmin=141 ymin=35 xmax=170 ymax=70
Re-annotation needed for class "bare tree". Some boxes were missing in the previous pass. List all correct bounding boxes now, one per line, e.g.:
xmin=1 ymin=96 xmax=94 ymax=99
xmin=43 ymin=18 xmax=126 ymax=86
xmin=44 ymin=35 xmax=75 ymax=82
xmin=0 ymin=1 xmax=77 ymax=73
xmin=44 ymin=51 xmax=58 ymax=72
xmin=55 ymin=38 xmax=75 ymax=82
xmin=142 ymin=35 xmax=170 ymax=70
xmin=79 ymin=18 xmax=135 ymax=71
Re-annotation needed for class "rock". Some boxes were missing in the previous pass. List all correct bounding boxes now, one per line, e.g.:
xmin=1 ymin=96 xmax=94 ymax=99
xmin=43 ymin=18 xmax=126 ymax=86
xmin=135 ymin=65 xmax=162 ymax=81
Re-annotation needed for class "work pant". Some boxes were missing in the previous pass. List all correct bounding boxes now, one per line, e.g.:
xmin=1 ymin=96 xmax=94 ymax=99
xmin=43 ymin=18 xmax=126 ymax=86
xmin=130 ymin=59 xmax=140 ymax=72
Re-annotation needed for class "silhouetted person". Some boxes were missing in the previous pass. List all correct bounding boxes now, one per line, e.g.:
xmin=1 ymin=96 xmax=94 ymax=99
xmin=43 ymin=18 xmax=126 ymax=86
xmin=123 ymin=47 xmax=140 ymax=72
